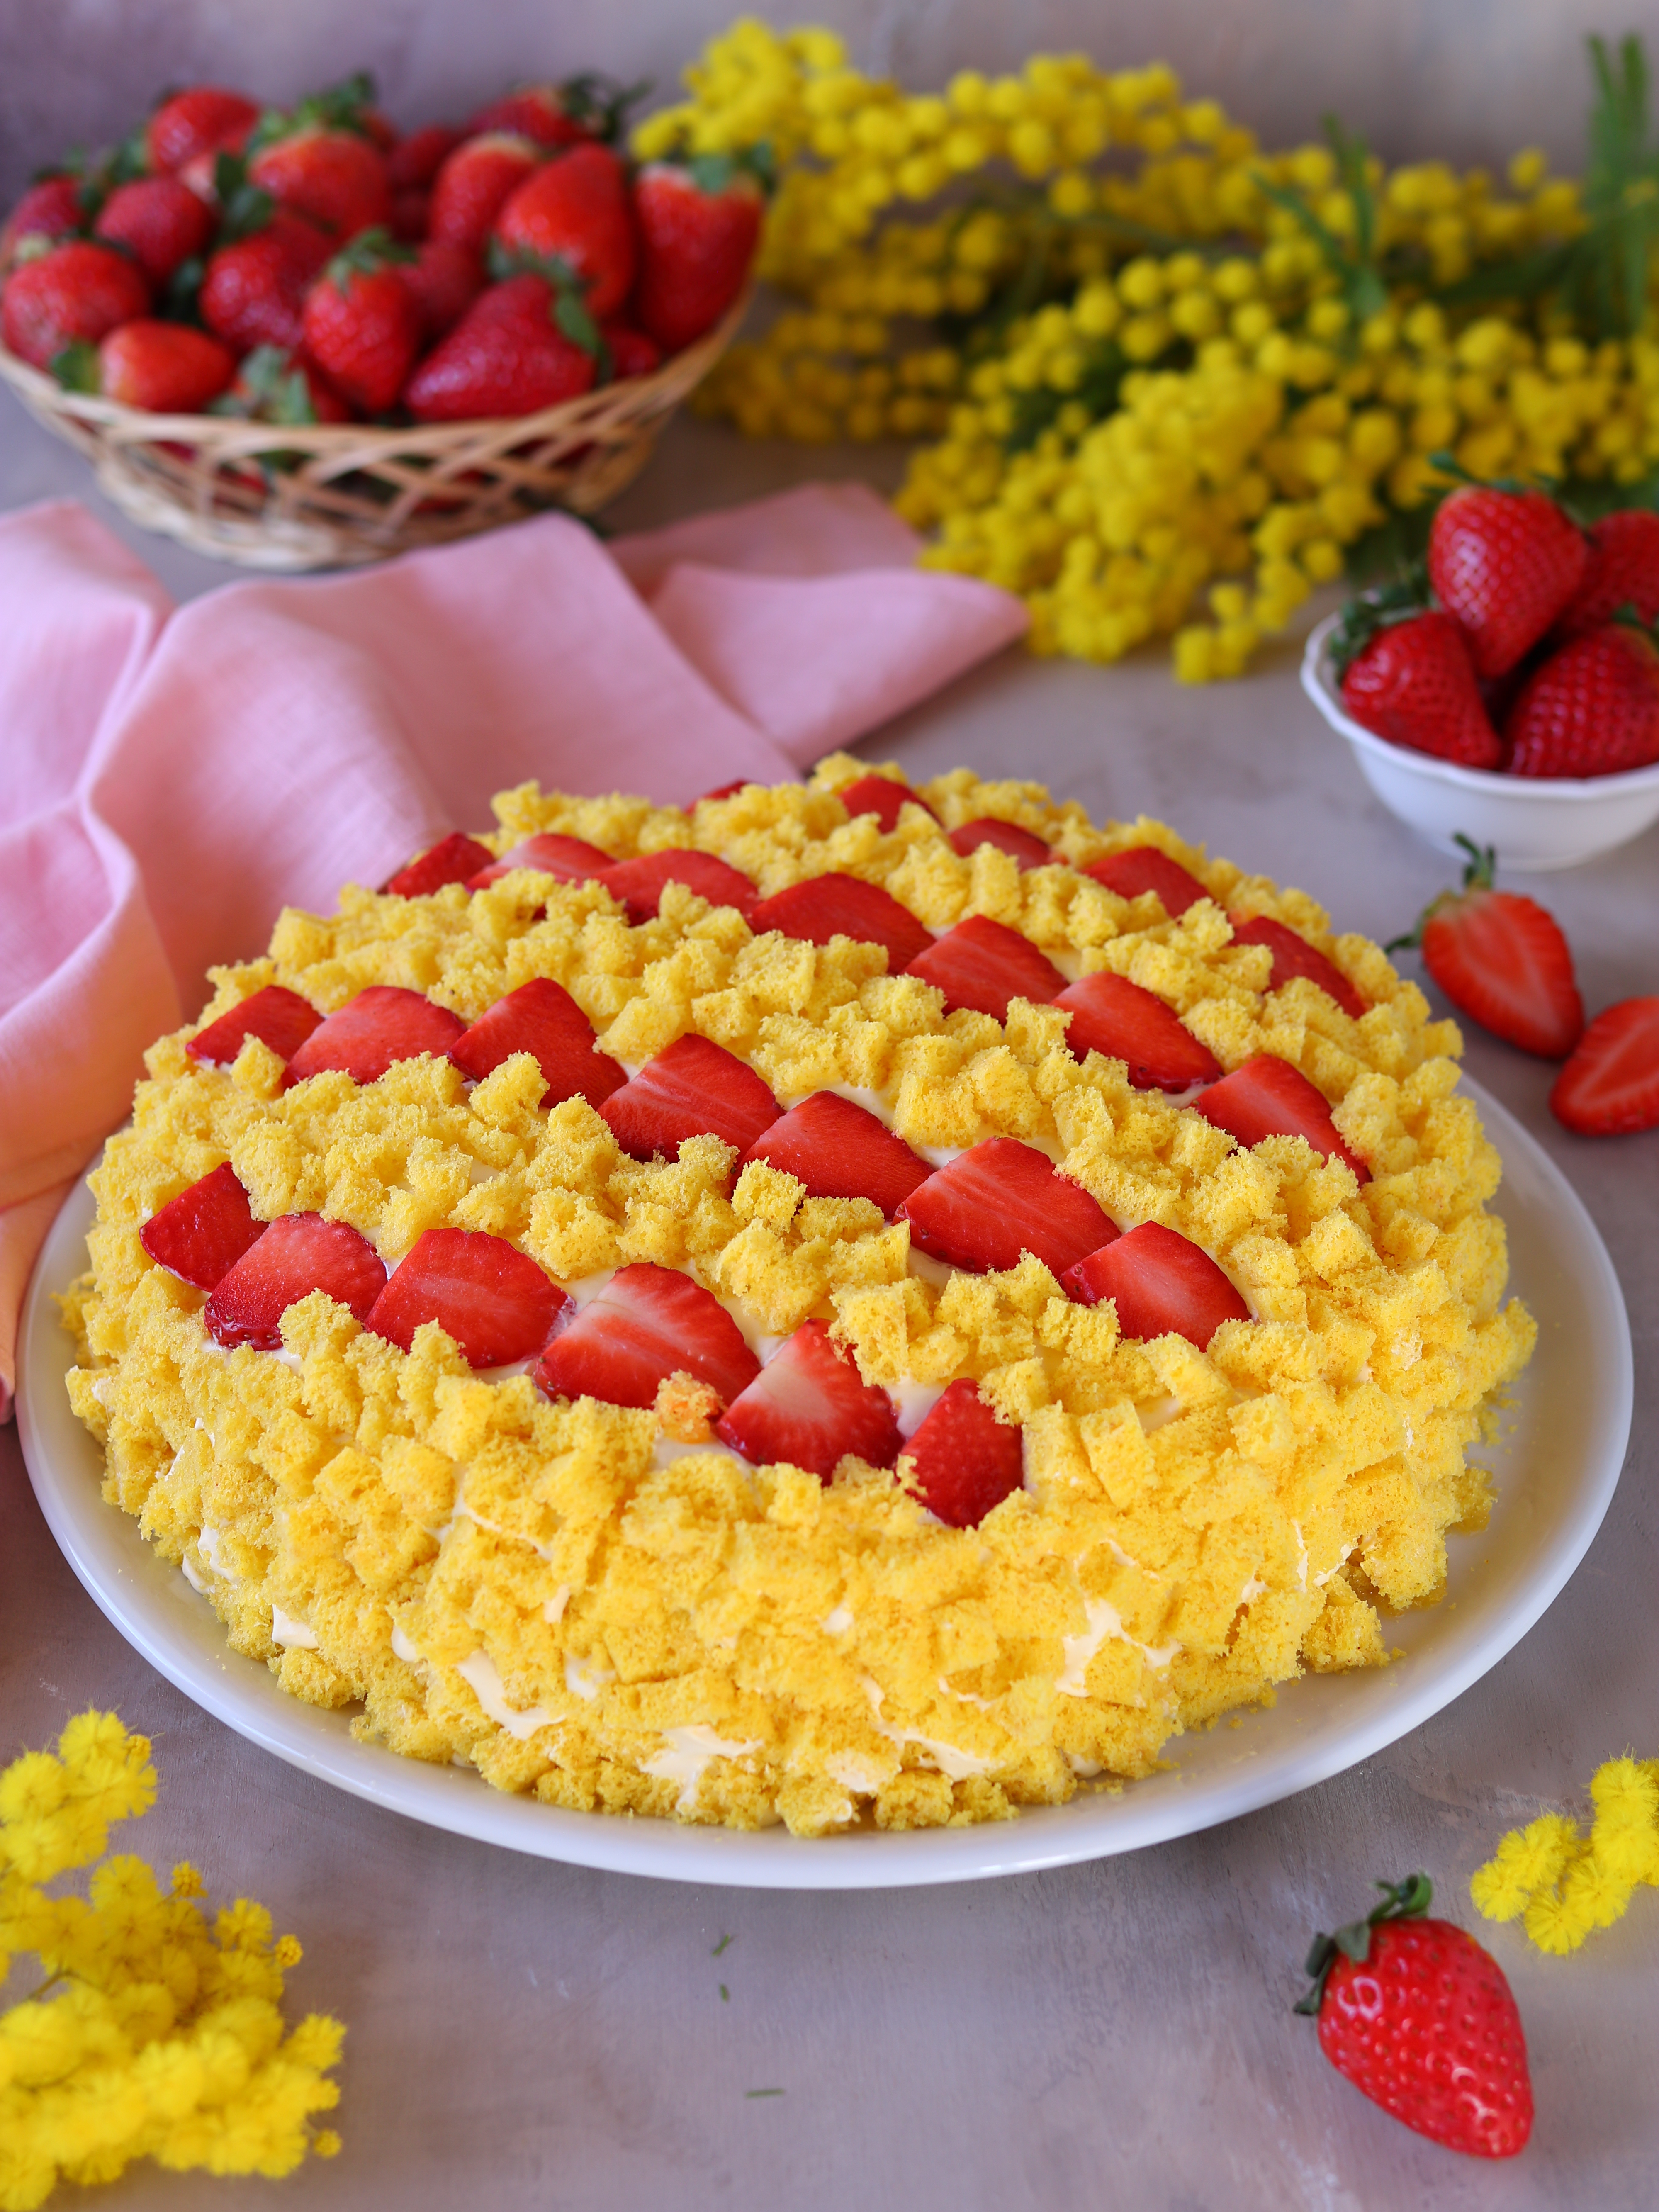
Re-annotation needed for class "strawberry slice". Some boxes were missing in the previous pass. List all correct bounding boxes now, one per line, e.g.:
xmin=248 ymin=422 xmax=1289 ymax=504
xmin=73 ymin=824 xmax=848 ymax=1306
xmin=365 ymin=1226 xmax=569 ymax=1367
xmin=747 ymin=874 xmax=933 ymax=973
xmin=187 ymin=984 xmax=321 ymax=1067
xmin=698 ymin=778 xmax=754 ymax=804
xmin=1394 ymin=839 xmax=1584 ymax=1059
xmin=903 ymin=914 xmax=1066 ymax=1021
xmin=714 ymin=1318 xmax=900 ymax=1477
xmin=948 ymin=817 xmax=1052 ymax=870
xmin=450 ymin=978 xmax=624 ymax=1107
xmin=1550 ymin=995 xmax=1659 ymax=1136
xmin=1053 ymin=972 xmax=1221 ymax=1090
xmin=533 ymin=1260 xmax=759 ymax=1408
xmin=204 ymin=1213 xmax=386 ymax=1349
xmin=1062 ymin=1222 xmax=1250 ymax=1348
xmin=1229 ymin=914 xmax=1365 ymax=1019
xmin=382 ymin=832 xmax=496 ymax=897
xmin=1192 ymin=1055 xmax=1370 ymax=1183
xmin=1083 ymin=847 xmax=1209 ymax=916
xmin=598 ymin=849 xmax=759 ymax=923
xmin=139 ymin=1163 xmax=266 ymax=1290
xmin=599 ymin=1032 xmax=780 ymax=1161
xmin=897 ymin=1137 xmax=1115 ymax=1278
xmin=739 ymin=1090 xmax=930 ymax=1217
xmin=900 ymin=1379 xmax=1024 ymax=1528
xmin=838 ymin=773 xmax=939 ymax=832
xmin=467 ymin=832 xmax=614 ymax=890
xmin=283 ymin=986 xmax=468 ymax=1088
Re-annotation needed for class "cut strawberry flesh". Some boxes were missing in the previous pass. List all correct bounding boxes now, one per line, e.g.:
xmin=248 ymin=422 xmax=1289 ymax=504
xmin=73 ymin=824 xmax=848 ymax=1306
xmin=139 ymin=1162 xmax=266 ymax=1290
xmin=838 ymin=774 xmax=938 ymax=832
xmin=1191 ymin=1054 xmax=1370 ymax=1182
xmin=698 ymin=778 xmax=754 ymax=804
xmin=598 ymin=848 xmax=759 ymax=922
xmin=1062 ymin=1221 xmax=1250 ymax=1348
xmin=1053 ymin=971 xmax=1221 ymax=1090
xmin=1421 ymin=888 xmax=1583 ymax=1059
xmin=903 ymin=913 xmax=1066 ymax=1022
xmin=382 ymin=832 xmax=496 ymax=897
xmin=714 ymin=1318 xmax=900 ymax=1478
xmin=747 ymin=874 xmax=934 ymax=974
xmin=467 ymin=832 xmax=614 ymax=890
xmin=900 ymin=1378 xmax=1024 ymax=1528
xmin=599 ymin=1031 xmax=780 ymax=1161
xmin=366 ymin=1226 xmax=569 ymax=1368
xmin=204 ymin=1212 xmax=386 ymax=1349
xmin=1229 ymin=914 xmax=1365 ymax=1018
xmin=187 ymin=984 xmax=321 ymax=1067
xmin=1550 ymin=994 xmax=1659 ymax=1136
xmin=534 ymin=1261 xmax=759 ymax=1409
xmin=948 ymin=817 xmax=1052 ymax=870
xmin=740 ymin=1090 xmax=930 ymax=1218
xmin=283 ymin=986 xmax=468 ymax=1088
xmin=1083 ymin=847 xmax=1209 ymax=916
xmin=897 ymin=1137 xmax=1116 ymax=1278
xmin=450 ymin=977 xmax=624 ymax=1107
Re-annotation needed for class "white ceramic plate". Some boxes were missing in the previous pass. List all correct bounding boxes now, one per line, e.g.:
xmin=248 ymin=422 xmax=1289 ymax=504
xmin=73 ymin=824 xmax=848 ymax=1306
xmin=18 ymin=1080 xmax=1631 ymax=1890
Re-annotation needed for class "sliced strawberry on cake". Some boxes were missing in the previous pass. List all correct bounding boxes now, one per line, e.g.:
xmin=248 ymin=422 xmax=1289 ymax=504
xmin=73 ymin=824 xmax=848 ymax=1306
xmin=948 ymin=818 xmax=1052 ymax=870
xmin=902 ymin=914 xmax=1066 ymax=1021
xmin=187 ymin=984 xmax=321 ymax=1068
xmin=282 ymin=986 xmax=468 ymax=1088
xmin=204 ymin=1213 xmax=386 ymax=1348
xmin=1228 ymin=913 xmax=1365 ymax=1018
xmin=139 ymin=1162 xmax=266 ymax=1290
xmin=533 ymin=1261 xmax=759 ymax=1409
xmin=899 ymin=1379 xmax=1024 ymax=1528
xmin=599 ymin=1032 xmax=780 ymax=1160
xmin=714 ymin=1318 xmax=900 ymax=1477
xmin=897 ymin=1138 xmax=1115 ymax=1278
xmin=747 ymin=874 xmax=934 ymax=973
xmin=598 ymin=849 xmax=759 ymax=922
xmin=467 ymin=832 xmax=615 ymax=890
xmin=382 ymin=831 xmax=497 ymax=897
xmin=450 ymin=978 xmax=624 ymax=1107
xmin=1083 ymin=847 xmax=1210 ymax=916
xmin=740 ymin=1090 xmax=930 ymax=1217
xmin=1192 ymin=1055 xmax=1370 ymax=1182
xmin=837 ymin=773 xmax=939 ymax=832
xmin=1062 ymin=1222 xmax=1250 ymax=1348
xmin=1053 ymin=972 xmax=1221 ymax=1090
xmin=365 ymin=1226 xmax=569 ymax=1368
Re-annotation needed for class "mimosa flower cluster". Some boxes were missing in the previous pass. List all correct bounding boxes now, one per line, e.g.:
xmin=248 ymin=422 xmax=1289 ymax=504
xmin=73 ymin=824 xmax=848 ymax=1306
xmin=1472 ymin=1753 xmax=1659 ymax=1955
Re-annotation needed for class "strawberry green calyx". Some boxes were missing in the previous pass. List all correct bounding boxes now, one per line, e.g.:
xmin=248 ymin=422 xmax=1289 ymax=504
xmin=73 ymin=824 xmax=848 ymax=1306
xmin=49 ymin=339 xmax=102 ymax=394
xmin=1328 ymin=565 xmax=1431 ymax=679
xmin=681 ymin=144 xmax=776 ymax=196
xmin=557 ymin=72 xmax=653 ymax=145
xmin=211 ymin=153 xmax=276 ymax=245
xmin=1295 ymin=1872 xmax=1434 ymax=2015
xmin=323 ymin=225 xmax=416 ymax=284
xmin=484 ymin=241 xmax=608 ymax=367
xmin=249 ymin=72 xmax=379 ymax=153
xmin=1384 ymin=833 xmax=1494 ymax=954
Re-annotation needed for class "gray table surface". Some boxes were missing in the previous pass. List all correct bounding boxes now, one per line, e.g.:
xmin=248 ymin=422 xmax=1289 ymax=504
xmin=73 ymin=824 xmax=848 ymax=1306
xmin=3 ymin=399 xmax=1656 ymax=2212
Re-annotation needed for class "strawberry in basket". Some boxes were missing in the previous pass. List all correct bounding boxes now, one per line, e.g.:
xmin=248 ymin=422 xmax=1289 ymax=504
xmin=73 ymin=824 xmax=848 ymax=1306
xmin=630 ymin=151 xmax=766 ymax=353
xmin=1 ymin=239 xmax=150 ymax=370
xmin=246 ymin=74 xmax=393 ymax=239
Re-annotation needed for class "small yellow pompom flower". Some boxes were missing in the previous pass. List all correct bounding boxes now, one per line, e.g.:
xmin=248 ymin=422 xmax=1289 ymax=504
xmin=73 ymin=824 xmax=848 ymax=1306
xmin=1473 ymin=1754 xmax=1659 ymax=1954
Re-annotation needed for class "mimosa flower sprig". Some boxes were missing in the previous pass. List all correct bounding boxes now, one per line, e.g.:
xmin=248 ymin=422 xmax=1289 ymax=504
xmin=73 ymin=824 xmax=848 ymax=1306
xmin=1472 ymin=1753 xmax=1659 ymax=1954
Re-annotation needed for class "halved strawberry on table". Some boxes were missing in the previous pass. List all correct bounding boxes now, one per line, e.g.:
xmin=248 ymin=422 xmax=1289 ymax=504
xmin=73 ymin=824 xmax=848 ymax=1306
xmin=740 ymin=1090 xmax=930 ymax=1218
xmin=948 ymin=818 xmax=1052 ymax=870
xmin=599 ymin=849 xmax=758 ymax=922
xmin=747 ymin=874 xmax=934 ymax=974
xmin=282 ymin=986 xmax=467 ymax=1088
xmin=533 ymin=1260 xmax=759 ymax=1409
xmin=899 ymin=1379 xmax=1024 ymax=1528
xmin=1053 ymin=971 xmax=1221 ymax=1090
xmin=1062 ymin=1222 xmax=1249 ymax=1348
xmin=491 ymin=141 xmax=636 ymax=321
xmin=897 ymin=1137 xmax=1115 ymax=1278
xmin=902 ymin=914 xmax=1065 ymax=1021
xmin=599 ymin=1032 xmax=779 ymax=1161
xmin=1081 ymin=846 xmax=1210 ymax=917
xmin=632 ymin=154 xmax=765 ymax=355
xmin=365 ymin=1227 xmax=569 ymax=1368
xmin=714 ymin=1318 xmax=900 ymax=1477
xmin=467 ymin=832 xmax=613 ymax=890
xmin=1389 ymin=837 xmax=1583 ymax=1058
xmin=836 ymin=774 xmax=939 ymax=833
xmin=1550 ymin=995 xmax=1659 ymax=1136
xmin=1228 ymin=913 xmax=1366 ymax=1019
xmin=382 ymin=832 xmax=497 ymax=897
xmin=187 ymin=983 xmax=321 ymax=1067
xmin=450 ymin=978 xmax=624 ymax=1108
xmin=204 ymin=1213 xmax=386 ymax=1349
xmin=1191 ymin=1055 xmax=1370 ymax=1182
xmin=139 ymin=1163 xmax=266 ymax=1290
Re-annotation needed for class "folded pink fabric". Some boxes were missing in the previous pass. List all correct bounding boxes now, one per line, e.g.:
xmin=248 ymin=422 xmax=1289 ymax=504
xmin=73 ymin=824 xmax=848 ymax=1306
xmin=0 ymin=483 xmax=1027 ymax=1415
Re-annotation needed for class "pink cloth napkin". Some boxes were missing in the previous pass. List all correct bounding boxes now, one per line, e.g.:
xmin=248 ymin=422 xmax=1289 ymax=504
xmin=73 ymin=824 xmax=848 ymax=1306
xmin=0 ymin=483 xmax=1027 ymax=1415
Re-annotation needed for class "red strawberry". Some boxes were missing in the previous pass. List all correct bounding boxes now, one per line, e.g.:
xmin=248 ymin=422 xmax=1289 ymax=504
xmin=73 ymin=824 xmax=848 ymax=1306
xmin=897 ymin=1138 xmax=1114 ymax=1278
xmin=1557 ymin=507 xmax=1659 ymax=638
xmin=1550 ymin=995 xmax=1659 ymax=1135
xmin=714 ymin=1318 xmax=900 ymax=1477
xmin=903 ymin=914 xmax=1066 ymax=1022
xmin=221 ymin=340 xmax=351 ymax=424
xmin=1504 ymin=623 xmax=1659 ymax=778
xmin=283 ymin=985 xmax=467 ymax=1088
xmin=739 ymin=1090 xmax=930 ymax=1218
xmin=204 ymin=1212 xmax=386 ymax=1349
xmin=698 ymin=779 xmax=754 ymax=804
xmin=631 ymin=158 xmax=764 ymax=355
xmin=601 ymin=319 xmax=661 ymax=380
xmin=92 ymin=177 xmax=213 ymax=286
xmin=187 ymin=983 xmax=322 ymax=1068
xmin=1297 ymin=1873 xmax=1532 ymax=2159
xmin=899 ymin=1379 xmax=1024 ymax=1527
xmin=365 ymin=1226 xmax=569 ymax=1368
xmin=2 ymin=176 xmax=88 ymax=268
xmin=428 ymin=133 xmax=542 ymax=251
xmin=200 ymin=211 xmax=331 ymax=353
xmin=382 ymin=831 xmax=496 ymax=896
xmin=147 ymin=87 xmax=261 ymax=175
xmin=450 ymin=978 xmax=625 ymax=1109
xmin=1053 ymin=971 xmax=1221 ymax=1090
xmin=492 ymin=142 xmax=637 ymax=321
xmin=1 ymin=241 xmax=148 ymax=370
xmin=139 ymin=1163 xmax=265 ymax=1290
xmin=467 ymin=86 xmax=594 ymax=151
xmin=467 ymin=831 xmax=613 ymax=890
xmin=402 ymin=272 xmax=597 ymax=420
xmin=248 ymin=122 xmax=392 ymax=241
xmin=747 ymin=874 xmax=933 ymax=974
xmin=1082 ymin=846 xmax=1209 ymax=917
xmin=1192 ymin=1055 xmax=1370 ymax=1182
xmin=1336 ymin=607 xmax=1502 ymax=769
xmin=302 ymin=227 xmax=421 ymax=414
xmin=1062 ymin=1222 xmax=1249 ymax=1347
xmin=534 ymin=1260 xmax=759 ymax=1409
xmin=1428 ymin=482 xmax=1587 ymax=679
xmin=599 ymin=1032 xmax=779 ymax=1161
xmin=948 ymin=817 xmax=1051 ymax=869
xmin=55 ymin=320 xmax=236 ymax=412
xmin=599 ymin=849 xmax=758 ymax=922
xmin=386 ymin=122 xmax=465 ymax=191
xmin=1229 ymin=913 xmax=1365 ymax=1019
xmin=401 ymin=237 xmax=484 ymax=340
xmin=390 ymin=187 xmax=431 ymax=243
xmin=837 ymin=773 xmax=939 ymax=832
xmin=1393 ymin=838 xmax=1583 ymax=1058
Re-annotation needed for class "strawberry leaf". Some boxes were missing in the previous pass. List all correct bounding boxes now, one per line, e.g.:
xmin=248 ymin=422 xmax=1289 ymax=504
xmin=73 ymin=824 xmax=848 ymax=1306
xmin=1295 ymin=1873 xmax=1434 ymax=2015
xmin=559 ymin=71 xmax=653 ymax=145
xmin=1328 ymin=566 xmax=1431 ymax=676
xmin=49 ymin=341 xmax=102 ymax=395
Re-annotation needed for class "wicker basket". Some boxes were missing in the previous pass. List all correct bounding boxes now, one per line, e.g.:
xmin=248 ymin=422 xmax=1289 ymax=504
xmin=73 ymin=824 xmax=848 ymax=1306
xmin=0 ymin=285 xmax=749 ymax=570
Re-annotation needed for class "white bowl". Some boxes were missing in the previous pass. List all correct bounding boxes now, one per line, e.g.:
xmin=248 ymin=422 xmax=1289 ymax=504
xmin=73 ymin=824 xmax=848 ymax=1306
xmin=1300 ymin=610 xmax=1659 ymax=871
